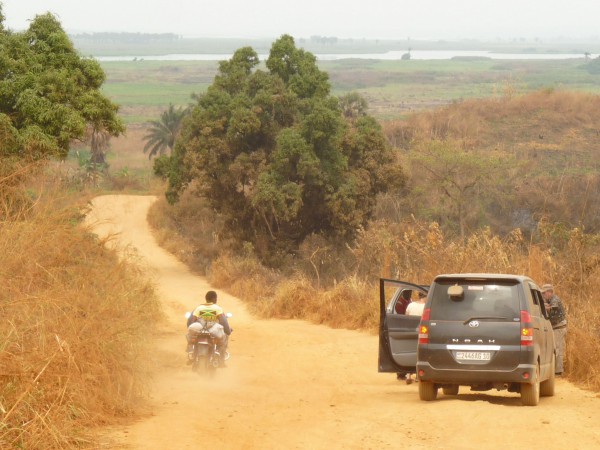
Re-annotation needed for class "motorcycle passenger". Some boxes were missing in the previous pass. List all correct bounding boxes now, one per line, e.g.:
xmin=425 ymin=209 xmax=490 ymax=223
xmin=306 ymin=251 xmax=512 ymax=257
xmin=186 ymin=290 xmax=231 ymax=366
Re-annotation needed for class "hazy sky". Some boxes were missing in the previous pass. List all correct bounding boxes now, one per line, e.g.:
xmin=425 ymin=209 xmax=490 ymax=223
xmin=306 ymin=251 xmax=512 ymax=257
xmin=2 ymin=0 xmax=600 ymax=40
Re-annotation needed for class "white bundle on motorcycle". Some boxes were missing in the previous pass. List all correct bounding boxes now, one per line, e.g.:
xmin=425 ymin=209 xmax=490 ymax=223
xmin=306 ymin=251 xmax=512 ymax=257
xmin=188 ymin=321 xmax=225 ymax=340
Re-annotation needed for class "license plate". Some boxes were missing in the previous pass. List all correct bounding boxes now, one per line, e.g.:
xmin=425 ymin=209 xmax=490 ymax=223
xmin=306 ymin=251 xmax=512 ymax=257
xmin=456 ymin=351 xmax=491 ymax=361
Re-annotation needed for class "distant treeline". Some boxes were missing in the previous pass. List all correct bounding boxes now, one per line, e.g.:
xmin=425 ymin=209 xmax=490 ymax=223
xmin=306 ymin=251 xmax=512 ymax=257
xmin=306 ymin=35 xmax=339 ymax=45
xmin=71 ymin=32 xmax=181 ymax=43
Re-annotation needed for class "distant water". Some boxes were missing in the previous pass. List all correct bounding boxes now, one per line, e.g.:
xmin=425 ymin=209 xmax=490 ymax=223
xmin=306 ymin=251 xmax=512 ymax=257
xmin=95 ymin=50 xmax=596 ymax=62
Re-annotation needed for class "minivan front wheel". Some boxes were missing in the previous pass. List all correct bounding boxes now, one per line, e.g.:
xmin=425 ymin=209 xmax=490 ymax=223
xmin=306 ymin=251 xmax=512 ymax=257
xmin=521 ymin=364 xmax=540 ymax=406
xmin=419 ymin=381 xmax=438 ymax=401
xmin=443 ymin=385 xmax=459 ymax=395
xmin=540 ymin=354 xmax=556 ymax=397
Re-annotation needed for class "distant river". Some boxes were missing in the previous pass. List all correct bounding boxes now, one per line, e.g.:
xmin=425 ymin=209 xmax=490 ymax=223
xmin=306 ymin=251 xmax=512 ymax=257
xmin=96 ymin=50 xmax=596 ymax=62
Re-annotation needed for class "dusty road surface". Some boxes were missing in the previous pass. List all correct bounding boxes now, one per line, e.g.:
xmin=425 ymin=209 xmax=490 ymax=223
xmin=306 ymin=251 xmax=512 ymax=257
xmin=87 ymin=195 xmax=600 ymax=450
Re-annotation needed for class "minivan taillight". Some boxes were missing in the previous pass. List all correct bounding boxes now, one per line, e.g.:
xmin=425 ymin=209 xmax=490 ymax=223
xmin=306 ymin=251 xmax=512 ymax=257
xmin=520 ymin=310 xmax=533 ymax=346
xmin=419 ymin=308 xmax=431 ymax=344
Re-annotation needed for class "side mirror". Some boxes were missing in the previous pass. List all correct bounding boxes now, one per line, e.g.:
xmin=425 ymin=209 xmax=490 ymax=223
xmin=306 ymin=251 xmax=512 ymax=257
xmin=226 ymin=312 xmax=233 ymax=318
xmin=184 ymin=311 xmax=192 ymax=319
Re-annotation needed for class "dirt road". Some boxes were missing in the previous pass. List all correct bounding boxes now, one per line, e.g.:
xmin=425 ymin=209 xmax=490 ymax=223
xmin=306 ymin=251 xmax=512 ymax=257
xmin=87 ymin=195 xmax=600 ymax=450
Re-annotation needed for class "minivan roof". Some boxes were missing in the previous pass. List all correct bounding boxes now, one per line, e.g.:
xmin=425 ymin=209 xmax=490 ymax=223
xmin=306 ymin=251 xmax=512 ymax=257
xmin=433 ymin=273 xmax=533 ymax=283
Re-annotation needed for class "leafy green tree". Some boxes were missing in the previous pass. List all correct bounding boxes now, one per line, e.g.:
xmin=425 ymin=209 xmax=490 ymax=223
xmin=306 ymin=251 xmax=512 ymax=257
xmin=0 ymin=9 xmax=124 ymax=159
xmin=266 ymin=34 xmax=330 ymax=99
xmin=168 ymin=35 xmax=403 ymax=258
xmin=152 ymin=154 xmax=173 ymax=179
xmin=143 ymin=103 xmax=187 ymax=159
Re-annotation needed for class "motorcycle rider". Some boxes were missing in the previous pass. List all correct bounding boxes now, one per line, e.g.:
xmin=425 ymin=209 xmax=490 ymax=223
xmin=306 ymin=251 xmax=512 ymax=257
xmin=186 ymin=290 xmax=232 ymax=367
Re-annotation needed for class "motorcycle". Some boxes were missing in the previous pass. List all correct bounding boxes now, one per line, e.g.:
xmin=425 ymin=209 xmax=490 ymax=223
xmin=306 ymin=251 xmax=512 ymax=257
xmin=185 ymin=312 xmax=232 ymax=375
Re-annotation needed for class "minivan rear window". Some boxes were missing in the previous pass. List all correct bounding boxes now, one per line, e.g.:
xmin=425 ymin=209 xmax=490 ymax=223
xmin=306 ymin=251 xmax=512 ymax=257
xmin=429 ymin=279 xmax=520 ymax=321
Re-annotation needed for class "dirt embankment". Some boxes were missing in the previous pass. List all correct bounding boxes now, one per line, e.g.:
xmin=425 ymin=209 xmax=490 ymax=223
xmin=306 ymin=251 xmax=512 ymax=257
xmin=88 ymin=195 xmax=600 ymax=450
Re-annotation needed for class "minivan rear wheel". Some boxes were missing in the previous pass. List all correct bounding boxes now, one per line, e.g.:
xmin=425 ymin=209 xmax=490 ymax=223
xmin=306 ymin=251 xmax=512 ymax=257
xmin=521 ymin=364 xmax=540 ymax=406
xmin=419 ymin=381 xmax=438 ymax=401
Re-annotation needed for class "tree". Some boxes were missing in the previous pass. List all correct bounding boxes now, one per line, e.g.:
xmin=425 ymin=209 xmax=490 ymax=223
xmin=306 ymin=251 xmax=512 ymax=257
xmin=0 ymin=10 xmax=124 ymax=160
xmin=167 ymin=35 xmax=403 ymax=259
xmin=90 ymin=128 xmax=110 ymax=167
xmin=410 ymin=140 xmax=515 ymax=240
xmin=142 ymin=103 xmax=187 ymax=159
xmin=585 ymin=56 xmax=600 ymax=74
xmin=339 ymin=92 xmax=368 ymax=120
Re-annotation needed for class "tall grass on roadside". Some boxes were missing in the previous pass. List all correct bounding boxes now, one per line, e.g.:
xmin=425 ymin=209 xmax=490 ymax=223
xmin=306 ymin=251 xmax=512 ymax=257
xmin=209 ymin=252 xmax=280 ymax=307
xmin=0 ymin=176 xmax=161 ymax=449
xmin=147 ymin=189 xmax=220 ymax=274
xmin=209 ymin=255 xmax=378 ymax=331
xmin=546 ymin=226 xmax=600 ymax=391
xmin=253 ymin=275 xmax=377 ymax=331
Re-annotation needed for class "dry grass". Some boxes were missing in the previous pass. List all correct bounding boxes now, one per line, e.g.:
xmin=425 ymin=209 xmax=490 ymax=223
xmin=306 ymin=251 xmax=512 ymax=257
xmin=209 ymin=253 xmax=280 ymax=303
xmin=207 ymin=256 xmax=378 ymax=332
xmin=0 ymin=172 xmax=161 ymax=449
xmin=566 ymin=328 xmax=600 ymax=388
xmin=146 ymin=189 xmax=221 ymax=274
xmin=383 ymin=89 xmax=600 ymax=153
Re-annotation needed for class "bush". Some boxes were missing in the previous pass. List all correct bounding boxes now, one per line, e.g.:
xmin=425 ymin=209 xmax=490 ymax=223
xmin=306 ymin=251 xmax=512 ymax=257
xmin=152 ymin=155 xmax=172 ymax=179
xmin=147 ymin=188 xmax=221 ymax=274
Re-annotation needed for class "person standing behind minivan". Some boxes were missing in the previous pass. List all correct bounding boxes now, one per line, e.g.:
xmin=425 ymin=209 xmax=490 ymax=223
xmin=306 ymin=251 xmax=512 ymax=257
xmin=541 ymin=284 xmax=567 ymax=375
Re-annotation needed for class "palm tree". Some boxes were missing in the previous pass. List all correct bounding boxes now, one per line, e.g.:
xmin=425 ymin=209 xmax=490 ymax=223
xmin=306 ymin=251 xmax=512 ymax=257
xmin=143 ymin=104 xmax=187 ymax=159
xmin=90 ymin=127 xmax=110 ymax=166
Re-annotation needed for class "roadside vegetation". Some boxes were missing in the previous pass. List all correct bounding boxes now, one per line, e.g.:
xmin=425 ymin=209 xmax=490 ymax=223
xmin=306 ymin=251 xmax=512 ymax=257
xmin=0 ymin=166 xmax=162 ymax=449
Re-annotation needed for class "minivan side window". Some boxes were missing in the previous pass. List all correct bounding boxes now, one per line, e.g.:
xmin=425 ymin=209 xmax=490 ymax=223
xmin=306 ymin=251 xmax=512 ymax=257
xmin=527 ymin=288 xmax=541 ymax=317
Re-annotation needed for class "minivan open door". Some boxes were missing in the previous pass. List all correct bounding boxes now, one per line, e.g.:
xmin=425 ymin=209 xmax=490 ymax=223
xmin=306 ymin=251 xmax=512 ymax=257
xmin=378 ymin=278 xmax=429 ymax=374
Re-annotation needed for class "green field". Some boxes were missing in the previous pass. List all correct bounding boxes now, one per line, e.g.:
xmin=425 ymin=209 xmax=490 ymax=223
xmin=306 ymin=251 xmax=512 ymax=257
xmin=100 ymin=56 xmax=600 ymax=124
xmin=99 ymin=60 xmax=217 ymax=122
